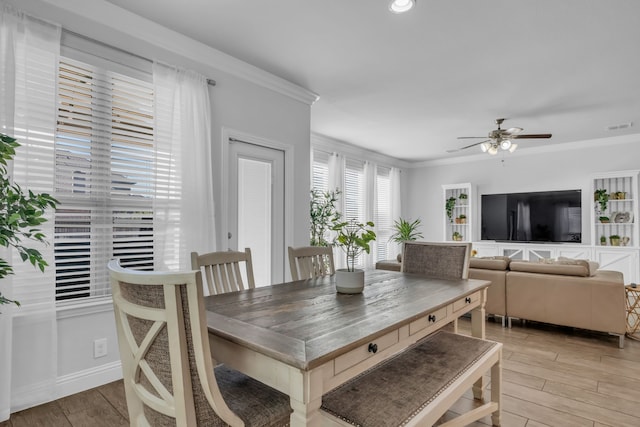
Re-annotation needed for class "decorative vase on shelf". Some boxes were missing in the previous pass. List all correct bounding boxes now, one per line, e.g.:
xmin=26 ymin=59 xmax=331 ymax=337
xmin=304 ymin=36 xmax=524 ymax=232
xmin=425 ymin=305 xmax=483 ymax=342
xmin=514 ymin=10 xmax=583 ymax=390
xmin=335 ymin=269 xmax=365 ymax=294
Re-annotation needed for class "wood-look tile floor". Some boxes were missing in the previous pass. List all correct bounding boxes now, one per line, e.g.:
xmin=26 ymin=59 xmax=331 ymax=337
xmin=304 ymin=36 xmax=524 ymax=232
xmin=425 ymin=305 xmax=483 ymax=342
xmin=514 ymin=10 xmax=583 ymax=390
xmin=2 ymin=317 xmax=639 ymax=427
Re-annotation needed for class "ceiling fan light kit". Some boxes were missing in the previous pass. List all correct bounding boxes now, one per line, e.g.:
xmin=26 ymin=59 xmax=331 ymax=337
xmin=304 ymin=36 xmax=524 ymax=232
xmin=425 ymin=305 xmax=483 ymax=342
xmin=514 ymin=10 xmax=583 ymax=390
xmin=389 ymin=0 xmax=415 ymax=13
xmin=451 ymin=118 xmax=552 ymax=156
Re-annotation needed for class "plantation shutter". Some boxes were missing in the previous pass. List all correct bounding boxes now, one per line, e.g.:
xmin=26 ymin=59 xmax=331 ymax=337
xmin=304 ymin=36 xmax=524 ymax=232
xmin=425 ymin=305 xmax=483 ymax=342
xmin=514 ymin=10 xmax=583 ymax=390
xmin=54 ymin=57 xmax=155 ymax=301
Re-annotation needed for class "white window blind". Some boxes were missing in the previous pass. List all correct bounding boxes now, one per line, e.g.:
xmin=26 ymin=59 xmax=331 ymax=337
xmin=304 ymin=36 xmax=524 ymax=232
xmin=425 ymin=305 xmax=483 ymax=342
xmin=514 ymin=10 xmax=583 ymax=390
xmin=311 ymin=149 xmax=329 ymax=192
xmin=54 ymin=57 xmax=155 ymax=301
xmin=343 ymin=158 xmax=366 ymax=267
xmin=375 ymin=166 xmax=392 ymax=261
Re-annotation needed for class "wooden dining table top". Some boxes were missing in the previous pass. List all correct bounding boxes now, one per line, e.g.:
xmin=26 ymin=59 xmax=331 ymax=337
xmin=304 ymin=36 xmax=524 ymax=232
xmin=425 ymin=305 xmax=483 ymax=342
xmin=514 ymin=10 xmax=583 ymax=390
xmin=204 ymin=269 xmax=490 ymax=371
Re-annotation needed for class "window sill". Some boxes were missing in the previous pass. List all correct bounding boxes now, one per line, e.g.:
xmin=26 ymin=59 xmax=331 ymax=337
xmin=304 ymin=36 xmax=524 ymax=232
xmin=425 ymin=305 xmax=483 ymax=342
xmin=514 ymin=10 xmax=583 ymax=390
xmin=56 ymin=297 xmax=114 ymax=320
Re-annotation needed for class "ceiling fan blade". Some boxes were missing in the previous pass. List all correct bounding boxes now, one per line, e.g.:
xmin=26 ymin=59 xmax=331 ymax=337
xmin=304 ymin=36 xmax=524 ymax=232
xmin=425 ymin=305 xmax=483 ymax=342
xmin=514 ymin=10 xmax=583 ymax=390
xmin=457 ymin=136 xmax=487 ymax=139
xmin=504 ymin=127 xmax=523 ymax=135
xmin=511 ymin=133 xmax=552 ymax=139
xmin=447 ymin=139 xmax=490 ymax=153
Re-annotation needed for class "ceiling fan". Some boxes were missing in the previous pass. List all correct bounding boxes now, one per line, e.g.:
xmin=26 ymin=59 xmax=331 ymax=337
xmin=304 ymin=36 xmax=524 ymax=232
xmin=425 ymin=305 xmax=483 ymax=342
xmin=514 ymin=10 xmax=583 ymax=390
xmin=448 ymin=118 xmax=552 ymax=155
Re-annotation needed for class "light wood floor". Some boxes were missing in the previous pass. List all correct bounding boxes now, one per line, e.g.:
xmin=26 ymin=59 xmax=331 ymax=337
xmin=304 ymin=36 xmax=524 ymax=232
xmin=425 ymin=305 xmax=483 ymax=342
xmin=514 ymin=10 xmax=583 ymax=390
xmin=2 ymin=317 xmax=639 ymax=427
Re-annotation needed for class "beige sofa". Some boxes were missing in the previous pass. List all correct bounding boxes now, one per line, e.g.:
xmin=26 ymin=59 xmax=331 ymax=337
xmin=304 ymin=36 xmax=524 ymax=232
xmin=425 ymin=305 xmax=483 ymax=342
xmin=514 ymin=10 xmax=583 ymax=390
xmin=470 ymin=256 xmax=626 ymax=348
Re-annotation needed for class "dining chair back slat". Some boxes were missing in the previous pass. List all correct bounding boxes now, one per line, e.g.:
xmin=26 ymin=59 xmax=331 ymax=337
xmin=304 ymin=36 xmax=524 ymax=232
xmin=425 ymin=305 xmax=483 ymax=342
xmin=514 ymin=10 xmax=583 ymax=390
xmin=191 ymin=248 xmax=255 ymax=295
xmin=288 ymin=246 xmax=335 ymax=280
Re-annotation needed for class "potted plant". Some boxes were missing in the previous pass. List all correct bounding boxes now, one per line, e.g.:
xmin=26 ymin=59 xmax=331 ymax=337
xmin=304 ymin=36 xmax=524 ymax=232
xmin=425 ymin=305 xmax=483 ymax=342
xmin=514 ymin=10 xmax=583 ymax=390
xmin=455 ymin=214 xmax=467 ymax=224
xmin=458 ymin=193 xmax=468 ymax=200
xmin=310 ymin=188 xmax=341 ymax=246
xmin=452 ymin=231 xmax=463 ymax=241
xmin=594 ymin=189 xmax=609 ymax=214
xmin=0 ymin=133 xmax=57 ymax=308
xmin=331 ymin=218 xmax=376 ymax=294
xmin=445 ymin=196 xmax=456 ymax=223
xmin=599 ymin=216 xmax=610 ymax=223
xmin=610 ymin=234 xmax=621 ymax=246
xmin=389 ymin=217 xmax=423 ymax=262
xmin=600 ymin=235 xmax=607 ymax=246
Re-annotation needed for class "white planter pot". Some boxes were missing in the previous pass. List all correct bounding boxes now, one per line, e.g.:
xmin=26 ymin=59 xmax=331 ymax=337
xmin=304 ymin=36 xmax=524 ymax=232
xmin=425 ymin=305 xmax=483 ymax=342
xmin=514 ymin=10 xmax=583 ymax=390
xmin=335 ymin=269 xmax=365 ymax=294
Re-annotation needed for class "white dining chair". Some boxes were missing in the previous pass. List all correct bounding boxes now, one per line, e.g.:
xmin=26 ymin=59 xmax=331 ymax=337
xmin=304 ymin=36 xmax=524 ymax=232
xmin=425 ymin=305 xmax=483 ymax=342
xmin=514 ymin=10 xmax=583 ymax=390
xmin=108 ymin=259 xmax=292 ymax=426
xmin=191 ymin=248 xmax=255 ymax=294
xmin=288 ymin=245 xmax=335 ymax=280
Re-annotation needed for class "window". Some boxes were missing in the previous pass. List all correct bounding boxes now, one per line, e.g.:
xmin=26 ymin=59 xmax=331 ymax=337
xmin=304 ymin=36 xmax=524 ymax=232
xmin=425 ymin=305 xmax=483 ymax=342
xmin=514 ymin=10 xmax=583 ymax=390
xmin=311 ymin=148 xmax=399 ymax=266
xmin=54 ymin=57 xmax=155 ymax=301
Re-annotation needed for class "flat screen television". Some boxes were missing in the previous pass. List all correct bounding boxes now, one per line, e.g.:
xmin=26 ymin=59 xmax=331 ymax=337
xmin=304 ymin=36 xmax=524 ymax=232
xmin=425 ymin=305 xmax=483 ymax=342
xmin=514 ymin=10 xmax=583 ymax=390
xmin=481 ymin=190 xmax=582 ymax=243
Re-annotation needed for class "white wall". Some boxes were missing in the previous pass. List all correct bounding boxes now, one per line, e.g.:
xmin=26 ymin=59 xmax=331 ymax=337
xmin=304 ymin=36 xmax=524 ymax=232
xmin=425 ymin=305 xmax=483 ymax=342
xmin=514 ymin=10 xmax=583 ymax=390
xmin=4 ymin=0 xmax=315 ymax=414
xmin=406 ymin=135 xmax=640 ymax=244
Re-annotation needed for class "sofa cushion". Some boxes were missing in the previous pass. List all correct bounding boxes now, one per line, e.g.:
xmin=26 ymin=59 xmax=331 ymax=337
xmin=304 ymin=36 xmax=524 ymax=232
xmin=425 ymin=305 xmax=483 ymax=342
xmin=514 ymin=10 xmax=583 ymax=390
xmin=510 ymin=259 xmax=596 ymax=277
xmin=469 ymin=256 xmax=511 ymax=271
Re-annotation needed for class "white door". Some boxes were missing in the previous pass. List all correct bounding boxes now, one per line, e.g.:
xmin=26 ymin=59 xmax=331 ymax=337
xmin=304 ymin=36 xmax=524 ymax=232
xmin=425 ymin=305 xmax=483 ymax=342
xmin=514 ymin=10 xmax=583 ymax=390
xmin=228 ymin=139 xmax=285 ymax=286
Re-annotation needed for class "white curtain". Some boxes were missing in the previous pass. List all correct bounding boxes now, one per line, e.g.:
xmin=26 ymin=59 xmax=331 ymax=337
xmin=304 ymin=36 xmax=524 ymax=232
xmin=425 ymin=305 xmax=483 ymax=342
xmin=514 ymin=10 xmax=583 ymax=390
xmin=363 ymin=161 xmax=375 ymax=269
xmin=0 ymin=3 xmax=60 ymax=419
xmin=153 ymin=62 xmax=215 ymax=270
xmin=327 ymin=152 xmax=345 ymax=268
xmin=390 ymin=167 xmax=402 ymax=255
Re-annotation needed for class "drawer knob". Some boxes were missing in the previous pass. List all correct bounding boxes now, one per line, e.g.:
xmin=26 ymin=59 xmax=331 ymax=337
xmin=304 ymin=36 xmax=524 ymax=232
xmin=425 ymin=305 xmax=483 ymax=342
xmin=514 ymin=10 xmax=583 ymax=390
xmin=428 ymin=314 xmax=436 ymax=323
xmin=368 ymin=343 xmax=378 ymax=354
xmin=465 ymin=297 xmax=471 ymax=304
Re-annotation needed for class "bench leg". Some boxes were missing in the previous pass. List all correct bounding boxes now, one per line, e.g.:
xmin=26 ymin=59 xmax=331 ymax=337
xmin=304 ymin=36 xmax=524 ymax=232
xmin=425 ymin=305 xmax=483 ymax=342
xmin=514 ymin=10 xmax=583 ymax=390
xmin=491 ymin=348 xmax=502 ymax=426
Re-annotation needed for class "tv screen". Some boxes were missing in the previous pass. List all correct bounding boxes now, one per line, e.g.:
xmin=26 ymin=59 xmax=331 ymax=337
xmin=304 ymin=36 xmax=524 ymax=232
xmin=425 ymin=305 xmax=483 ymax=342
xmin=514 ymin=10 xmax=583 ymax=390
xmin=481 ymin=190 xmax=582 ymax=243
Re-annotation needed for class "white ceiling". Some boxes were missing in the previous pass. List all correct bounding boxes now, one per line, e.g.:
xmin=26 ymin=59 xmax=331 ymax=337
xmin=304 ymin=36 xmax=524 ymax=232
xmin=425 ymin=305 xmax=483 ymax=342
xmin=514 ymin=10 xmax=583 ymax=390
xmin=105 ymin=0 xmax=640 ymax=162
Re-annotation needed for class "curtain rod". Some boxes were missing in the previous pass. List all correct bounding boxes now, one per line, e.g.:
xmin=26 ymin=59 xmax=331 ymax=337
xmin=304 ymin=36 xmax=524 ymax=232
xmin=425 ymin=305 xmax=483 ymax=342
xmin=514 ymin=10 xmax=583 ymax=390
xmin=63 ymin=29 xmax=217 ymax=86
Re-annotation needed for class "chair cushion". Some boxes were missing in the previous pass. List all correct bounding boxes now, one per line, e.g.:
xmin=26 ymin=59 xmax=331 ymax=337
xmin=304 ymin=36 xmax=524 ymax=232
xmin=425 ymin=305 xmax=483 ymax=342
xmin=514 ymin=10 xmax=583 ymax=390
xmin=216 ymin=365 xmax=292 ymax=427
xmin=321 ymin=331 xmax=497 ymax=426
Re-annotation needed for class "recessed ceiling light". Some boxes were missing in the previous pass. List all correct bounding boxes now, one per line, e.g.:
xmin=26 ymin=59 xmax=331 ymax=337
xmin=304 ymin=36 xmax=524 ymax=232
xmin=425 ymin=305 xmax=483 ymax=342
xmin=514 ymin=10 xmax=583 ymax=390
xmin=389 ymin=0 xmax=416 ymax=14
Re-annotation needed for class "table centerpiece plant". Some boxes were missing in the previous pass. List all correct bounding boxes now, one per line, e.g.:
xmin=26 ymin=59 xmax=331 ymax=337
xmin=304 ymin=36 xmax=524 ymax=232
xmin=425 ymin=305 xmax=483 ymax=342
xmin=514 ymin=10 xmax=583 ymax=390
xmin=331 ymin=218 xmax=376 ymax=294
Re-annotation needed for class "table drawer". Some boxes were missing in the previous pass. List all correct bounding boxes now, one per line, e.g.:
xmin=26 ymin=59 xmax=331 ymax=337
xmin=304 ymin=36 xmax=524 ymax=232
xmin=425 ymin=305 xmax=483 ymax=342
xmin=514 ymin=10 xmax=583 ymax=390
xmin=452 ymin=292 xmax=479 ymax=314
xmin=334 ymin=329 xmax=399 ymax=374
xmin=409 ymin=306 xmax=448 ymax=336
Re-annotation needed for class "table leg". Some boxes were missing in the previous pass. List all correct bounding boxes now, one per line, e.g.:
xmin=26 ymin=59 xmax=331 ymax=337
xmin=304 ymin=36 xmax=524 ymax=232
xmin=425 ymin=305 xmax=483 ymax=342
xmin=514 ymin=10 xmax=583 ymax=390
xmin=289 ymin=368 xmax=324 ymax=427
xmin=472 ymin=288 xmax=487 ymax=399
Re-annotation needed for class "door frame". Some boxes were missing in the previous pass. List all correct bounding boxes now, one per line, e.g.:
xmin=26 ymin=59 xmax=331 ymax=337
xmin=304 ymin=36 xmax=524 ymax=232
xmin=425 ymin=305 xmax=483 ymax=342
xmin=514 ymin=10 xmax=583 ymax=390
xmin=220 ymin=127 xmax=294 ymax=281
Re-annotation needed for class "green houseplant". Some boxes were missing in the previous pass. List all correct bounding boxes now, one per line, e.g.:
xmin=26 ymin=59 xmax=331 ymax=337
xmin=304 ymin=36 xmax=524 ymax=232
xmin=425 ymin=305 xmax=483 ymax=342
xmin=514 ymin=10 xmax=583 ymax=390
xmin=310 ymin=188 xmax=341 ymax=246
xmin=331 ymin=218 xmax=376 ymax=293
xmin=389 ymin=217 xmax=423 ymax=262
xmin=609 ymin=234 xmax=621 ymax=246
xmin=594 ymin=189 xmax=609 ymax=214
xmin=389 ymin=217 xmax=423 ymax=244
xmin=445 ymin=197 xmax=456 ymax=223
xmin=0 ymin=133 xmax=58 ymax=307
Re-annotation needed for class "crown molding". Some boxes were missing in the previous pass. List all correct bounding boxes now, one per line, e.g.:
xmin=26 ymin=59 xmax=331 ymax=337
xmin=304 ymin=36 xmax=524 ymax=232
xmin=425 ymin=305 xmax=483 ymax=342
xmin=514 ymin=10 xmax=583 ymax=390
xmin=18 ymin=0 xmax=319 ymax=106
xmin=410 ymin=133 xmax=640 ymax=168
xmin=311 ymin=133 xmax=411 ymax=169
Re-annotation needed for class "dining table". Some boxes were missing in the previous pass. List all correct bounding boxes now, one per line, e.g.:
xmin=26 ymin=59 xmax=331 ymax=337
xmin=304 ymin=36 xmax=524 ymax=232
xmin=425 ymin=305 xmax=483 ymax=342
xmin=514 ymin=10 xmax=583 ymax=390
xmin=204 ymin=269 xmax=491 ymax=426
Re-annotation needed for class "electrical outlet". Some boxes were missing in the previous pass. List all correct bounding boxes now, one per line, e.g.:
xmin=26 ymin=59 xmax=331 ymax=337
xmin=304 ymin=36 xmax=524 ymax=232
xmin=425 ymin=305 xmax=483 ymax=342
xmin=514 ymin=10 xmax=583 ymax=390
xmin=94 ymin=338 xmax=108 ymax=358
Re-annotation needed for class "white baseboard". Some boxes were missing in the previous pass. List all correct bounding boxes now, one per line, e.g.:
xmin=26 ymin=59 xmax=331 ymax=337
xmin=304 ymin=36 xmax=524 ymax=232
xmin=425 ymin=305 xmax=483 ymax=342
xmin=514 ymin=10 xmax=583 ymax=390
xmin=9 ymin=361 xmax=123 ymax=414
xmin=55 ymin=361 xmax=123 ymax=400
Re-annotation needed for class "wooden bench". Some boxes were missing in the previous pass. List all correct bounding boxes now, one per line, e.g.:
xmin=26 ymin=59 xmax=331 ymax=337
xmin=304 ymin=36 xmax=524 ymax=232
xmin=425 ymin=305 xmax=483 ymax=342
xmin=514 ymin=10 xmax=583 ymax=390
xmin=321 ymin=330 xmax=502 ymax=426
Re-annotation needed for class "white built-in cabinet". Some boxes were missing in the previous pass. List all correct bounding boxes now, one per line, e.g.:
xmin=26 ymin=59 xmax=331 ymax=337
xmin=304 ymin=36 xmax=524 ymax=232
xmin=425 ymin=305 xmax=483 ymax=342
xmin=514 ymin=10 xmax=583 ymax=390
xmin=465 ymin=171 xmax=640 ymax=284
xmin=591 ymin=170 xmax=639 ymax=248
xmin=442 ymin=183 xmax=473 ymax=242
